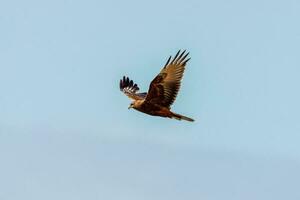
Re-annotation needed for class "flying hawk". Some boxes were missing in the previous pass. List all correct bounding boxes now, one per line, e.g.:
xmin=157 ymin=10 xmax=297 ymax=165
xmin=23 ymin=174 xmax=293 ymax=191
xmin=119 ymin=50 xmax=194 ymax=122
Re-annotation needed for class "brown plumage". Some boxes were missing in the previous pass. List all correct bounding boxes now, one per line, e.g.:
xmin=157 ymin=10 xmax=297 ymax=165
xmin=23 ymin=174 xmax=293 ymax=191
xmin=119 ymin=50 xmax=194 ymax=122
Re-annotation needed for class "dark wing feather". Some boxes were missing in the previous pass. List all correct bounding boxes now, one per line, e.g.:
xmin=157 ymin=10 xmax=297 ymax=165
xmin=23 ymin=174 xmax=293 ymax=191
xmin=145 ymin=50 xmax=190 ymax=107
xmin=120 ymin=76 xmax=147 ymax=100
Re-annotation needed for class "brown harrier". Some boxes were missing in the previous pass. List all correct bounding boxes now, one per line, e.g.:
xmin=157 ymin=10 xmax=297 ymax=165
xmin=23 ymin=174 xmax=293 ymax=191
xmin=119 ymin=50 xmax=194 ymax=122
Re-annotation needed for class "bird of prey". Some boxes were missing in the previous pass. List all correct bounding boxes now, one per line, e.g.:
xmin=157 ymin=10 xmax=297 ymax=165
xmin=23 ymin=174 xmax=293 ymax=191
xmin=119 ymin=50 xmax=194 ymax=122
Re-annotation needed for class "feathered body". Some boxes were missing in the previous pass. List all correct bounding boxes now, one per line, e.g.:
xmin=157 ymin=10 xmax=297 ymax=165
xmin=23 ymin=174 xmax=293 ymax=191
xmin=119 ymin=50 xmax=194 ymax=122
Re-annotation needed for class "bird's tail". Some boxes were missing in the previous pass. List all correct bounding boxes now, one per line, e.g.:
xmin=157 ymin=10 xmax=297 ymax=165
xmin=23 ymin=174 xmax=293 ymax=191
xmin=171 ymin=112 xmax=194 ymax=122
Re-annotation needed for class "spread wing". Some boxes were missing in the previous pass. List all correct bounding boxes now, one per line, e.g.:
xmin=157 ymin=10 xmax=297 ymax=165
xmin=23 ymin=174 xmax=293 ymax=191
xmin=145 ymin=50 xmax=190 ymax=107
xmin=119 ymin=76 xmax=147 ymax=100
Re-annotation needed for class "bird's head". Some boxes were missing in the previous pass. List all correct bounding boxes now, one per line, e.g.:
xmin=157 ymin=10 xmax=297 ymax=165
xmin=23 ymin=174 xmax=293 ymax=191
xmin=128 ymin=100 xmax=143 ymax=109
xmin=128 ymin=102 xmax=135 ymax=109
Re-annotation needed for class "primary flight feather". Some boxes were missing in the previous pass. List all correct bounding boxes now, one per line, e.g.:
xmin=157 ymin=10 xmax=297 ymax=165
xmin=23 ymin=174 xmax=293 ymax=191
xmin=119 ymin=50 xmax=194 ymax=122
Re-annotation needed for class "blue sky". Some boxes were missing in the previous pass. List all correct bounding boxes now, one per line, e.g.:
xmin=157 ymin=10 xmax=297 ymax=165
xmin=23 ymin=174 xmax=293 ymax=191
xmin=1 ymin=0 xmax=300 ymax=199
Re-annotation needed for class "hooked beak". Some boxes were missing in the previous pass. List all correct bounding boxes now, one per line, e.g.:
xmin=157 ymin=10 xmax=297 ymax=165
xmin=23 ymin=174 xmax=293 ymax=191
xmin=128 ymin=105 xmax=132 ymax=109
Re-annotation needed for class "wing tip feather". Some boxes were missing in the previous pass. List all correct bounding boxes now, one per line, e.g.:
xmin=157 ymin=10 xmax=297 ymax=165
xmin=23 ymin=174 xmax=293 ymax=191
xmin=119 ymin=76 xmax=140 ymax=92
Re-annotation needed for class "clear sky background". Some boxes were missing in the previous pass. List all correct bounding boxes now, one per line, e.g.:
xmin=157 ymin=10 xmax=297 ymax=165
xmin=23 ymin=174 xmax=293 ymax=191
xmin=1 ymin=0 xmax=300 ymax=199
